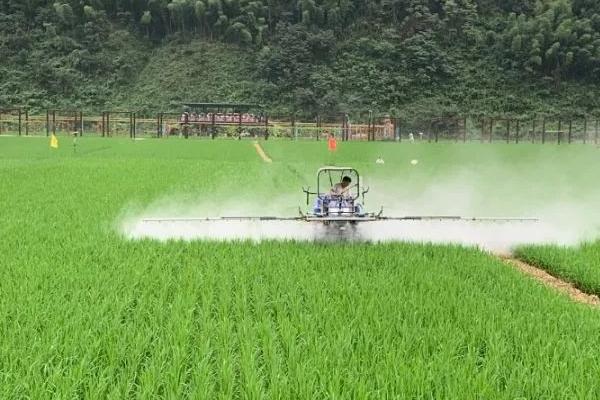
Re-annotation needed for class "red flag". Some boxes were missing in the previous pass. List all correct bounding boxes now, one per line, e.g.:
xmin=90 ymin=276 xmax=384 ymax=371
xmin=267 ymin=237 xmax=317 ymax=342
xmin=327 ymin=135 xmax=337 ymax=152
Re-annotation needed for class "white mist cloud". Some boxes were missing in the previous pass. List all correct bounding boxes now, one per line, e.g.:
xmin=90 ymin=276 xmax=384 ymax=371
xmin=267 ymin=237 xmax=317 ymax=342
xmin=120 ymin=156 xmax=600 ymax=253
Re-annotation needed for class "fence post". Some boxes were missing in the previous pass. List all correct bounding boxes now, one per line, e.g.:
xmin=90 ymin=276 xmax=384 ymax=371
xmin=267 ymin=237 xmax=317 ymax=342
xmin=79 ymin=111 xmax=83 ymax=136
xmin=237 ymin=112 xmax=242 ymax=140
xmin=489 ymin=118 xmax=493 ymax=143
xmin=344 ymin=113 xmax=350 ymax=142
xmin=568 ymin=120 xmax=572 ymax=144
xmin=18 ymin=109 xmax=22 ymax=136
xmin=346 ymin=114 xmax=350 ymax=141
xmin=558 ymin=119 xmax=562 ymax=144
xmin=516 ymin=120 xmax=520 ymax=144
xmin=428 ymin=121 xmax=432 ymax=143
xmin=133 ymin=112 xmax=137 ymax=139
xmin=372 ymin=118 xmax=376 ymax=141
xmin=346 ymin=113 xmax=350 ymax=141
xmin=435 ymin=121 xmax=439 ymax=143
xmin=52 ymin=110 xmax=56 ymax=137
xmin=347 ymin=115 xmax=351 ymax=141
xmin=596 ymin=119 xmax=599 ymax=145
xmin=156 ymin=113 xmax=161 ymax=137
xmin=264 ymin=114 xmax=269 ymax=140
xmin=25 ymin=109 xmax=29 ymax=136
xmin=463 ymin=117 xmax=467 ymax=142
xmin=480 ymin=118 xmax=484 ymax=143
xmin=542 ymin=118 xmax=546 ymax=144
xmin=73 ymin=111 xmax=77 ymax=135
xmin=46 ymin=110 xmax=50 ymax=137
xmin=506 ymin=119 xmax=510 ymax=143
xmin=583 ymin=118 xmax=587 ymax=144
xmin=454 ymin=118 xmax=458 ymax=143
xmin=531 ymin=118 xmax=536 ymax=144
xmin=211 ymin=112 xmax=216 ymax=139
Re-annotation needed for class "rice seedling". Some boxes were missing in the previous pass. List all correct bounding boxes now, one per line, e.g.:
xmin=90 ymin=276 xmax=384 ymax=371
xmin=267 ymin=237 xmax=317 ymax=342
xmin=1 ymin=137 xmax=600 ymax=398
xmin=515 ymin=242 xmax=600 ymax=295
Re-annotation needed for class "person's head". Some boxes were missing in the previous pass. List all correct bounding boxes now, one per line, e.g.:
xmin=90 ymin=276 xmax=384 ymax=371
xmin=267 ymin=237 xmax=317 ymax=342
xmin=341 ymin=176 xmax=351 ymax=188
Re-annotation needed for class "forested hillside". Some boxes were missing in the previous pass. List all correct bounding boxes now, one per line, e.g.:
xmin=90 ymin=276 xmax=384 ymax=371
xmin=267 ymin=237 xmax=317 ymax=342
xmin=2 ymin=0 xmax=600 ymax=117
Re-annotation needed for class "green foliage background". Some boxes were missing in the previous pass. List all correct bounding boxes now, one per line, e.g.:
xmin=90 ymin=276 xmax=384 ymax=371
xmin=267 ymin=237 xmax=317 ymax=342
xmin=2 ymin=0 xmax=600 ymax=117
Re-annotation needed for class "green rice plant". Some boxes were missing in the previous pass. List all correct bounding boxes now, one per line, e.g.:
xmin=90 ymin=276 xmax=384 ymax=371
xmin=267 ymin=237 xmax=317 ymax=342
xmin=0 ymin=137 xmax=600 ymax=398
xmin=515 ymin=242 xmax=600 ymax=295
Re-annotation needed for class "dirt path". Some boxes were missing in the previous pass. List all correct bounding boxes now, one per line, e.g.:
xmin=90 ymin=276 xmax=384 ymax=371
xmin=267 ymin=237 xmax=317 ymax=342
xmin=500 ymin=256 xmax=600 ymax=307
xmin=253 ymin=142 xmax=272 ymax=163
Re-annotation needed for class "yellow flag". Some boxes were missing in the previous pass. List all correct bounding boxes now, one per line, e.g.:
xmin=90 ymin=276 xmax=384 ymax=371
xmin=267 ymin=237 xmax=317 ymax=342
xmin=50 ymin=134 xmax=59 ymax=149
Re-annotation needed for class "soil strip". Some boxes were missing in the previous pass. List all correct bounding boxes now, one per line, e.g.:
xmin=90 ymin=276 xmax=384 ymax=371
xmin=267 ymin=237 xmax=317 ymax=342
xmin=500 ymin=256 xmax=600 ymax=307
xmin=253 ymin=142 xmax=272 ymax=163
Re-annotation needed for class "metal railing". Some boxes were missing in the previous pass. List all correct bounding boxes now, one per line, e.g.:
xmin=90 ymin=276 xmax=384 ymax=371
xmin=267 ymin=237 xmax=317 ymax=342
xmin=1 ymin=108 xmax=599 ymax=144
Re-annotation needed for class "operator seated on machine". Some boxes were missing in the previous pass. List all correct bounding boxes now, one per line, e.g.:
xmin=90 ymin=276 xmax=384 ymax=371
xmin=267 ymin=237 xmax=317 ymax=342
xmin=314 ymin=176 xmax=362 ymax=215
xmin=330 ymin=176 xmax=353 ymax=198
xmin=330 ymin=176 xmax=365 ymax=216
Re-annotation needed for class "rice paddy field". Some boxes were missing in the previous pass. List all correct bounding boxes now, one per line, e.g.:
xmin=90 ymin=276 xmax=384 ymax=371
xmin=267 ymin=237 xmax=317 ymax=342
xmin=2 ymin=136 xmax=600 ymax=398
xmin=515 ymin=243 xmax=600 ymax=296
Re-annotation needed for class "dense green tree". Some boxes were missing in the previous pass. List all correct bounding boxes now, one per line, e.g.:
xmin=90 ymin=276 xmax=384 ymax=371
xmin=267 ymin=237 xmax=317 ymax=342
xmin=2 ymin=0 xmax=600 ymax=115
xmin=496 ymin=0 xmax=600 ymax=86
